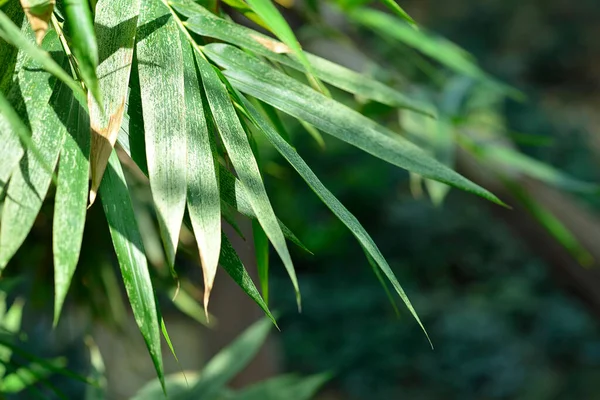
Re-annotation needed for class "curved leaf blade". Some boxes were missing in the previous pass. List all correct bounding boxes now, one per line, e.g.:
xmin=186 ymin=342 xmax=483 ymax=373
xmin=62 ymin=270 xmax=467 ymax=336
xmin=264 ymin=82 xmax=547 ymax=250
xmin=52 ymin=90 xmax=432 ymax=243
xmin=195 ymin=53 xmax=302 ymax=308
xmin=204 ymin=43 xmax=503 ymax=206
xmin=99 ymin=150 xmax=164 ymax=392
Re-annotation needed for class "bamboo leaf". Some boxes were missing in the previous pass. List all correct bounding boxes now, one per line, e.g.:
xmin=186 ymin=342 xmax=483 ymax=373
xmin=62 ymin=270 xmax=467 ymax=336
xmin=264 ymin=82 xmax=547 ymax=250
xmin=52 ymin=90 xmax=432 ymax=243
xmin=0 ymin=8 xmax=86 ymax=105
xmin=136 ymin=0 xmax=187 ymax=272
xmin=195 ymin=54 xmax=302 ymax=308
xmin=378 ymin=0 xmax=416 ymax=26
xmin=219 ymin=233 xmax=276 ymax=326
xmin=237 ymin=92 xmax=431 ymax=343
xmin=63 ymin=0 xmax=100 ymax=102
xmin=88 ymin=0 xmax=140 ymax=204
xmin=99 ymin=150 xmax=165 ymax=392
xmin=244 ymin=0 xmax=326 ymax=93
xmin=204 ymin=43 xmax=503 ymax=206
xmin=19 ymin=0 xmax=54 ymax=44
xmin=52 ymin=97 xmax=90 ymax=326
xmin=177 ymin=6 xmax=432 ymax=114
xmin=181 ymin=39 xmax=221 ymax=314
xmin=252 ymin=219 xmax=269 ymax=305
xmin=232 ymin=373 xmax=330 ymax=400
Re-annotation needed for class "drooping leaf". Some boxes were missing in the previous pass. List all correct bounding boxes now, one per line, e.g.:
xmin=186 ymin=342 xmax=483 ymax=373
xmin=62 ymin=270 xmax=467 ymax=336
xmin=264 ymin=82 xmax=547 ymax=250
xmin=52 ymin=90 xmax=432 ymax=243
xmin=204 ymin=43 xmax=503 ymax=206
xmin=99 ymin=150 xmax=164 ymax=392
xmin=251 ymin=219 xmax=269 ymax=305
xmin=244 ymin=0 xmax=327 ymax=93
xmin=63 ymin=0 xmax=100 ymax=102
xmin=0 ymin=94 xmax=26 ymax=194
xmin=177 ymin=5 xmax=432 ymax=114
xmin=181 ymin=39 xmax=221 ymax=313
xmin=88 ymin=0 xmax=140 ymax=204
xmin=178 ymin=317 xmax=273 ymax=400
xmin=219 ymin=233 xmax=276 ymax=326
xmin=0 ymin=8 xmax=86 ymax=105
xmin=136 ymin=0 xmax=187 ymax=272
xmin=378 ymin=0 xmax=416 ymax=26
xmin=237 ymin=92 xmax=431 ymax=342
xmin=0 ymin=38 xmax=70 ymax=270
xmin=52 ymin=96 xmax=90 ymax=326
xmin=195 ymin=53 xmax=302 ymax=308
xmin=19 ymin=0 xmax=54 ymax=44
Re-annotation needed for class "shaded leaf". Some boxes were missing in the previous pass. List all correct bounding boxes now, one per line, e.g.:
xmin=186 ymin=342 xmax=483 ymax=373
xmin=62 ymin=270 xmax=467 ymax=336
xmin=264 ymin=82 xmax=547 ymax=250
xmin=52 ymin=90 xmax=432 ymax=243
xmin=232 ymin=373 xmax=329 ymax=400
xmin=137 ymin=0 xmax=187 ymax=272
xmin=204 ymin=43 xmax=503 ymax=206
xmin=252 ymin=219 xmax=269 ymax=305
xmin=99 ymin=150 xmax=164 ymax=392
xmin=88 ymin=0 xmax=140 ymax=204
xmin=195 ymin=53 xmax=301 ymax=308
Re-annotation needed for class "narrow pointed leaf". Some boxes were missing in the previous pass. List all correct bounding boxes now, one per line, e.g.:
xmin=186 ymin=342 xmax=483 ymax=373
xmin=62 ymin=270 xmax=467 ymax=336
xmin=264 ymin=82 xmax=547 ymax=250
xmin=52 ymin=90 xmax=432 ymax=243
xmin=63 ymin=0 xmax=100 ymax=102
xmin=0 ymin=95 xmax=26 ymax=194
xmin=219 ymin=233 xmax=276 ymax=325
xmin=0 ymin=9 xmax=86 ymax=105
xmin=19 ymin=0 xmax=54 ymax=44
xmin=244 ymin=0 xmax=326 ymax=93
xmin=178 ymin=6 xmax=432 ymax=114
xmin=137 ymin=0 xmax=186 ymax=271
xmin=53 ymin=98 xmax=90 ymax=326
xmin=252 ymin=220 xmax=269 ymax=305
xmin=379 ymin=0 xmax=416 ymax=26
xmin=195 ymin=54 xmax=301 ymax=308
xmin=239 ymin=93 xmax=430 ymax=340
xmin=233 ymin=373 xmax=330 ymax=400
xmin=99 ymin=150 xmax=164 ymax=391
xmin=181 ymin=40 xmax=221 ymax=313
xmin=181 ymin=317 xmax=273 ymax=400
xmin=88 ymin=0 xmax=140 ymax=204
xmin=205 ymin=44 xmax=503 ymax=206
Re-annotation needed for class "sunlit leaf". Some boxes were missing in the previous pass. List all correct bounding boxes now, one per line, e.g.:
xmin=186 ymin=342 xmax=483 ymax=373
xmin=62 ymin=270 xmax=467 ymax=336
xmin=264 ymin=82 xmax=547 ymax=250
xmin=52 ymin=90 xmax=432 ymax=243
xmin=237 ymin=93 xmax=431 ymax=343
xmin=52 ymin=92 xmax=90 ymax=326
xmin=378 ymin=0 xmax=416 ymax=26
xmin=204 ymin=43 xmax=503 ymax=206
xmin=63 ymin=0 xmax=100 ymax=102
xmin=88 ymin=0 xmax=140 ymax=204
xmin=182 ymin=40 xmax=221 ymax=313
xmin=136 ymin=0 xmax=187 ymax=273
xmin=195 ymin=53 xmax=302 ymax=309
xmin=99 ymin=150 xmax=165 ymax=392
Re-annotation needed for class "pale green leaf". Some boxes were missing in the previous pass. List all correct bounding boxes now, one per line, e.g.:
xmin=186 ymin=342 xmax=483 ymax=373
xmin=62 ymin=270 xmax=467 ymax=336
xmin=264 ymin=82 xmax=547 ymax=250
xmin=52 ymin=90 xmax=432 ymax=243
xmin=63 ymin=0 xmax=100 ymax=102
xmin=195 ymin=54 xmax=302 ymax=308
xmin=99 ymin=150 xmax=165 ymax=392
xmin=237 ymin=92 xmax=431 ymax=343
xmin=182 ymin=39 xmax=221 ymax=312
xmin=178 ymin=5 xmax=432 ymax=114
xmin=232 ymin=373 xmax=329 ymax=400
xmin=89 ymin=0 xmax=140 ymax=204
xmin=204 ymin=43 xmax=503 ymax=206
xmin=52 ymin=94 xmax=90 ymax=326
xmin=137 ymin=0 xmax=187 ymax=271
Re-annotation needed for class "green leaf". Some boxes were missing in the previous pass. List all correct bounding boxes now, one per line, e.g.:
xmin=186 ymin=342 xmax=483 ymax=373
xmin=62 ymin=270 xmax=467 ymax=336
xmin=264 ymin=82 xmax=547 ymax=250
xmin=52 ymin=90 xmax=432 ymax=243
xmin=182 ymin=39 xmax=221 ymax=313
xmin=178 ymin=6 xmax=432 ymax=114
xmin=99 ymin=150 xmax=164 ymax=392
xmin=89 ymin=0 xmax=140 ymax=204
xmin=251 ymin=220 xmax=269 ymax=305
xmin=63 ymin=0 xmax=100 ymax=102
xmin=244 ymin=0 xmax=327 ymax=94
xmin=0 ymin=93 xmax=26 ymax=194
xmin=52 ymin=94 xmax=90 ymax=326
xmin=219 ymin=233 xmax=276 ymax=326
xmin=204 ymin=43 xmax=503 ymax=206
xmin=19 ymin=0 xmax=55 ymax=45
xmin=232 ymin=373 xmax=329 ymax=400
xmin=136 ymin=0 xmax=187 ymax=272
xmin=195 ymin=53 xmax=302 ymax=309
xmin=0 ymin=79 xmax=69 ymax=271
xmin=378 ymin=0 xmax=416 ymax=26
xmin=0 ymin=8 xmax=86 ymax=106
xmin=178 ymin=317 xmax=273 ymax=400
xmin=237 ymin=92 xmax=431 ymax=343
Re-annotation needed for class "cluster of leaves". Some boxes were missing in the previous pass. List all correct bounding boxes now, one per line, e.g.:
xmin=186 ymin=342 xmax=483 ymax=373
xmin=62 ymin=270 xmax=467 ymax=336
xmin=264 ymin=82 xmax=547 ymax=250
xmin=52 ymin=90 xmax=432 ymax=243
xmin=0 ymin=0 xmax=512 ymax=390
